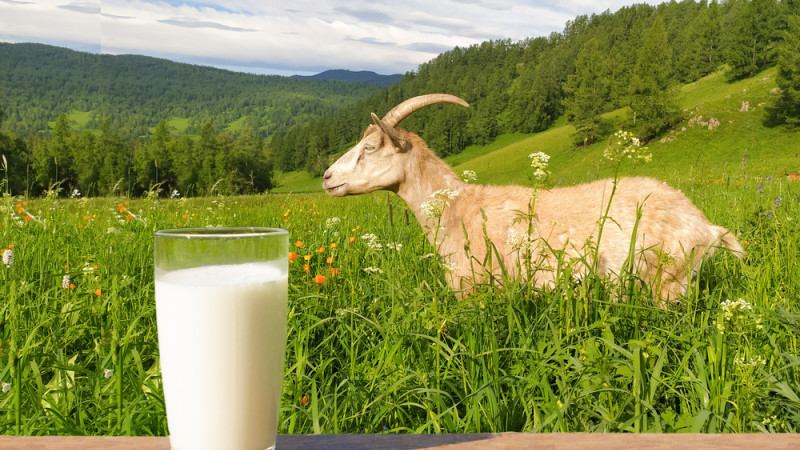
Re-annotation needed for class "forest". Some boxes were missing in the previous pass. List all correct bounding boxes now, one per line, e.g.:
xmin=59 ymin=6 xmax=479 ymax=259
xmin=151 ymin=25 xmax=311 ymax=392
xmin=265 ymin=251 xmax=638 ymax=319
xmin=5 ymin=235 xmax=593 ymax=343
xmin=1 ymin=0 xmax=800 ymax=197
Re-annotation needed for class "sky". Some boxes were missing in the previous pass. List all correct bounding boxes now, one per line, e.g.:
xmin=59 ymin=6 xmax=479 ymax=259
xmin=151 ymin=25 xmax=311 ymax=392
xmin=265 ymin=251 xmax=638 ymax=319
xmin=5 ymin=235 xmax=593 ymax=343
xmin=0 ymin=0 xmax=662 ymax=77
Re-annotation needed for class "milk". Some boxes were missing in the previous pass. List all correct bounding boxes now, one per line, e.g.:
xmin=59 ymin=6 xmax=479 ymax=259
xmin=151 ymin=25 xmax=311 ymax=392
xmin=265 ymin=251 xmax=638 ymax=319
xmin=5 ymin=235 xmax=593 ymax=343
xmin=155 ymin=263 xmax=288 ymax=450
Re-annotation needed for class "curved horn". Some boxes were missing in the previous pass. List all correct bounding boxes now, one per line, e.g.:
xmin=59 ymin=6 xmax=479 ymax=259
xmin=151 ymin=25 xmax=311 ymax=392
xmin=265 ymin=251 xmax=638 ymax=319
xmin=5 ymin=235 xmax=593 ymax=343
xmin=381 ymin=94 xmax=469 ymax=128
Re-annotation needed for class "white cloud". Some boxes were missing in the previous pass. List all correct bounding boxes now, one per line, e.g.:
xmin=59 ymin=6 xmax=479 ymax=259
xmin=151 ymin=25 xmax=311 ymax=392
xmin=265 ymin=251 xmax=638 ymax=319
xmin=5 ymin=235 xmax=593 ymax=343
xmin=0 ymin=0 xmax=662 ymax=76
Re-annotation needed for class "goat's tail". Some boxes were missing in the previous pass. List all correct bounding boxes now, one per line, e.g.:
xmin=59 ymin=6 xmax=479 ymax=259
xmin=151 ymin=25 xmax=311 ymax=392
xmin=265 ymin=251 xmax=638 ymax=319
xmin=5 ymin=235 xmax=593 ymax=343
xmin=714 ymin=226 xmax=745 ymax=257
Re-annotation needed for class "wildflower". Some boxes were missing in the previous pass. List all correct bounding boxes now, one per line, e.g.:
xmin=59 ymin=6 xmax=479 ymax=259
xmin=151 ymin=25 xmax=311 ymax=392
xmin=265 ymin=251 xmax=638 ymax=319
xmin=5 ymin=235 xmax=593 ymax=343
xmin=71 ymin=189 xmax=81 ymax=198
xmin=294 ymin=241 xmax=304 ymax=248
xmin=84 ymin=215 xmax=90 ymax=221
xmin=329 ymin=267 xmax=340 ymax=277
xmin=1 ymin=382 xmax=10 ymax=393
xmin=303 ymin=254 xmax=312 ymax=261
xmin=325 ymin=217 xmax=341 ymax=228
xmin=720 ymin=298 xmax=752 ymax=319
xmin=70 ymin=283 xmax=76 ymax=289
xmin=301 ymin=395 xmax=310 ymax=406
xmin=317 ymin=247 xmax=325 ymax=253
xmin=125 ymin=214 xmax=133 ymax=220
xmin=326 ymin=257 xmax=334 ymax=264
xmin=349 ymin=236 xmax=356 ymax=243
xmin=303 ymin=264 xmax=310 ymax=273
xmin=774 ymin=197 xmax=782 ymax=208
xmin=757 ymin=184 xmax=764 ymax=192
xmin=386 ymin=242 xmax=403 ymax=251
xmin=604 ymin=130 xmax=652 ymax=163
xmin=62 ymin=275 xmax=71 ymax=289
xmin=330 ymin=243 xmax=339 ymax=249
xmin=361 ymin=233 xmax=382 ymax=250
xmin=2 ymin=249 xmax=13 ymax=267
xmin=104 ymin=368 xmax=113 ymax=378
xmin=288 ymin=252 xmax=297 ymax=262
xmin=95 ymin=288 xmax=102 ymax=296
xmin=363 ymin=266 xmax=384 ymax=274
xmin=420 ymin=188 xmax=459 ymax=219
xmin=313 ymin=274 xmax=327 ymax=284
xmin=528 ymin=152 xmax=551 ymax=181
xmin=24 ymin=216 xmax=31 ymax=222
xmin=461 ymin=169 xmax=477 ymax=183
xmin=170 ymin=189 xmax=181 ymax=198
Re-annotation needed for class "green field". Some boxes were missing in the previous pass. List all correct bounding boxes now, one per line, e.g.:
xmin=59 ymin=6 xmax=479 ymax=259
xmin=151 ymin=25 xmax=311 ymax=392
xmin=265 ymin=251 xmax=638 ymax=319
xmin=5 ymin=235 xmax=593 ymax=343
xmin=1 ymin=168 xmax=799 ymax=434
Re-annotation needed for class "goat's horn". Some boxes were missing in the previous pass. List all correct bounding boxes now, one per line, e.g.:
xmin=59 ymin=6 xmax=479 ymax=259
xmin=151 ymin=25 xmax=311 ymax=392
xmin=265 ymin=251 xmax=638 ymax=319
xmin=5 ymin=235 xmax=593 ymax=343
xmin=381 ymin=94 xmax=469 ymax=128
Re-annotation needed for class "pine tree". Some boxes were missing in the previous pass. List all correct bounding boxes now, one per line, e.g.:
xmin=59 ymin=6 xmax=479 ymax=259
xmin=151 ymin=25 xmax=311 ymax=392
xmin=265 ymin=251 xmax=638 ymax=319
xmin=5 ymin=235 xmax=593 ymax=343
xmin=725 ymin=0 xmax=784 ymax=80
xmin=628 ymin=17 xmax=680 ymax=140
xmin=769 ymin=14 xmax=800 ymax=125
xmin=564 ymin=37 xmax=610 ymax=146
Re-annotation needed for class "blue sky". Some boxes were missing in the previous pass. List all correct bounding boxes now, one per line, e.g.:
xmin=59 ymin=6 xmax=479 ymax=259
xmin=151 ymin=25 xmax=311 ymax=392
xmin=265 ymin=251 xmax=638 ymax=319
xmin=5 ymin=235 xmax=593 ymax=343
xmin=0 ymin=0 xmax=661 ymax=76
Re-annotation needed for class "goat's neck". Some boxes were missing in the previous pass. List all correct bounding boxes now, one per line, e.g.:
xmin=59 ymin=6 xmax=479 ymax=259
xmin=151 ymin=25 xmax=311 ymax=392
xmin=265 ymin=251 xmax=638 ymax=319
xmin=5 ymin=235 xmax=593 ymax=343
xmin=396 ymin=148 xmax=464 ymax=226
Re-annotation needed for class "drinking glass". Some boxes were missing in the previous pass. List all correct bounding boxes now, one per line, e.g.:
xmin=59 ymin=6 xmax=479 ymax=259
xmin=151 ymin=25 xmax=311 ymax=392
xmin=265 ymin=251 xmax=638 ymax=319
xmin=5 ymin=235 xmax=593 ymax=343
xmin=154 ymin=227 xmax=289 ymax=450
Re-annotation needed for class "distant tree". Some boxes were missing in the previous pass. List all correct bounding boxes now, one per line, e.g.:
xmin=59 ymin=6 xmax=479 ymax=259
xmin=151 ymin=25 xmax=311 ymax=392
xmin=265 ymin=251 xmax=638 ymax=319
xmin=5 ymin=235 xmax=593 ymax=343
xmin=676 ymin=4 xmax=722 ymax=82
xmin=0 ymin=104 xmax=30 ymax=196
xmin=768 ymin=14 xmax=800 ymax=125
xmin=628 ymin=17 xmax=680 ymax=139
xmin=725 ymin=0 xmax=784 ymax=80
xmin=564 ymin=37 xmax=610 ymax=146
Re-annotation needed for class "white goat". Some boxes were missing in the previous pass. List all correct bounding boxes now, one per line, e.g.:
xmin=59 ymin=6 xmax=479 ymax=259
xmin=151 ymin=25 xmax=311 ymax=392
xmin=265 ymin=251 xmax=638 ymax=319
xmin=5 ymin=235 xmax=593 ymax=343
xmin=323 ymin=94 xmax=743 ymax=304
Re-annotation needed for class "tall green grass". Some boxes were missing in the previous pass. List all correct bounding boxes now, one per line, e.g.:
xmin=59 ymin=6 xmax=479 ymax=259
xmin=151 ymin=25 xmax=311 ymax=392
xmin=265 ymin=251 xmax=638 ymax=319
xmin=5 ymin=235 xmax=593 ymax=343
xmin=1 ymin=170 xmax=798 ymax=435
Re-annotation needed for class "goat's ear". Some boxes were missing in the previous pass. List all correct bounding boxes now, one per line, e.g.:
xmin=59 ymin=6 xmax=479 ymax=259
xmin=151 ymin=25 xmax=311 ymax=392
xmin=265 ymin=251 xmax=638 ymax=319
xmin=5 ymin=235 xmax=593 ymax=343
xmin=371 ymin=113 xmax=409 ymax=152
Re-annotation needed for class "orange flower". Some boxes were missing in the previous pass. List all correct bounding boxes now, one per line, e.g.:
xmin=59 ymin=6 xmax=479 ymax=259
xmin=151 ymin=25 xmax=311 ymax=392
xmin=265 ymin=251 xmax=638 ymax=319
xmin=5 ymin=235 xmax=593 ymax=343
xmin=22 ymin=201 xmax=27 ymax=206
xmin=313 ymin=274 xmax=327 ymax=284
xmin=743 ymin=240 xmax=750 ymax=246
xmin=119 ymin=207 xmax=126 ymax=213
xmin=17 ymin=208 xmax=24 ymax=214
xmin=94 ymin=288 xmax=102 ymax=296
xmin=349 ymin=236 xmax=356 ymax=243
xmin=301 ymin=395 xmax=310 ymax=406
xmin=124 ymin=201 xmax=129 ymax=205
xmin=330 ymin=243 xmax=338 ymax=249
xmin=329 ymin=267 xmax=340 ymax=277
xmin=24 ymin=216 xmax=31 ymax=222
xmin=183 ymin=214 xmax=189 ymax=219
xmin=326 ymin=257 xmax=334 ymax=264
xmin=83 ymin=216 xmax=90 ymax=221
xmin=117 ymin=203 xmax=123 ymax=208
xmin=303 ymin=264 xmax=310 ymax=273
xmin=125 ymin=214 xmax=133 ymax=220
xmin=15 ymin=203 xmax=21 ymax=209
xmin=317 ymin=247 xmax=325 ymax=253
xmin=288 ymin=252 xmax=297 ymax=262
xmin=295 ymin=241 xmax=304 ymax=248
xmin=7 ymin=245 xmax=13 ymax=249
xmin=69 ymin=283 xmax=76 ymax=289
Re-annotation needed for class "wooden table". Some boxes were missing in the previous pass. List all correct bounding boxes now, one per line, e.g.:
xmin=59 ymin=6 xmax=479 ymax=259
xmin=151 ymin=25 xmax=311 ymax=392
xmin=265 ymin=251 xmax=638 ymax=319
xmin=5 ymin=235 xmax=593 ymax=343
xmin=1 ymin=433 xmax=799 ymax=449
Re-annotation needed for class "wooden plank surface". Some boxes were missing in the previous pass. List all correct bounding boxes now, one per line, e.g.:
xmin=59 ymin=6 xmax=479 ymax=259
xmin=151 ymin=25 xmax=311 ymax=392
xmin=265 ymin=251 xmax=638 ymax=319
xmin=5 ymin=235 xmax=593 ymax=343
xmin=0 ymin=433 xmax=798 ymax=449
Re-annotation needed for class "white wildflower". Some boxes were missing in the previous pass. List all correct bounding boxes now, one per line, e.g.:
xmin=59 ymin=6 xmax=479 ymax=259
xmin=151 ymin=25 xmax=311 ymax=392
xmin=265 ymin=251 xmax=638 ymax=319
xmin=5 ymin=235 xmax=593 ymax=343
xmin=461 ymin=170 xmax=477 ymax=183
xmin=604 ymin=130 xmax=652 ymax=163
xmin=386 ymin=242 xmax=403 ymax=251
xmin=528 ymin=152 xmax=551 ymax=181
xmin=442 ymin=261 xmax=459 ymax=273
xmin=70 ymin=189 xmax=81 ymax=198
xmin=363 ymin=266 xmax=384 ymax=274
xmin=421 ymin=188 xmax=459 ymax=219
xmin=720 ymin=298 xmax=752 ymax=320
xmin=62 ymin=275 xmax=71 ymax=289
xmin=419 ymin=253 xmax=435 ymax=260
xmin=361 ymin=234 xmax=382 ymax=250
xmin=2 ymin=249 xmax=13 ymax=267
xmin=104 ymin=368 xmax=113 ymax=379
xmin=170 ymin=189 xmax=181 ymax=198
xmin=1 ymin=382 xmax=10 ymax=393
xmin=325 ymin=217 xmax=341 ymax=229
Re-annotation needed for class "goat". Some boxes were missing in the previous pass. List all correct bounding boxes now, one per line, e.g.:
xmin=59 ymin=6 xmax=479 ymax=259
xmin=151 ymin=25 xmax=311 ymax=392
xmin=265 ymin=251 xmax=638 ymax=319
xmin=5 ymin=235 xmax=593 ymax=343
xmin=322 ymin=94 xmax=744 ymax=304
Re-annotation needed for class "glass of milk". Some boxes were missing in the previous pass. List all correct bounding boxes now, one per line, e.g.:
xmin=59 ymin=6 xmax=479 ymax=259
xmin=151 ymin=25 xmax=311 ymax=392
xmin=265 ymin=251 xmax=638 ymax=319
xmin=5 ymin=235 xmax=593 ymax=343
xmin=154 ymin=227 xmax=289 ymax=450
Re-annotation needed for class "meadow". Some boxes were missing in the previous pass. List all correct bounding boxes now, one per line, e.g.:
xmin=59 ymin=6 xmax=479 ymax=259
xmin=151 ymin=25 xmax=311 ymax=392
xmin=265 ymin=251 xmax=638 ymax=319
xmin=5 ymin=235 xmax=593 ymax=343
xmin=1 ymin=167 xmax=799 ymax=435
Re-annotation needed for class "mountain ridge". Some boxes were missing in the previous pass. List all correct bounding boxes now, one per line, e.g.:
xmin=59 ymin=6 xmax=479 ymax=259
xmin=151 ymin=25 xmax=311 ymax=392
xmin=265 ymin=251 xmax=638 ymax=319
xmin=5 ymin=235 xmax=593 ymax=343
xmin=291 ymin=69 xmax=402 ymax=88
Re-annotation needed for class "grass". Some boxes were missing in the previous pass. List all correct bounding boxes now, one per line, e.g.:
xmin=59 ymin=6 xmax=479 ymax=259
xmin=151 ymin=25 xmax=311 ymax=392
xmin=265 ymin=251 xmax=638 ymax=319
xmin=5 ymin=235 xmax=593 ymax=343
xmin=1 ymin=171 xmax=799 ymax=435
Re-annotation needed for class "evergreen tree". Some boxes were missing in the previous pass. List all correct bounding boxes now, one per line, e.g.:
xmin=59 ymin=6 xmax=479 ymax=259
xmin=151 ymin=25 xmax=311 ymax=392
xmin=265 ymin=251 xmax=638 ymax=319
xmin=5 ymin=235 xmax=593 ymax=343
xmin=768 ymin=14 xmax=800 ymax=125
xmin=628 ymin=17 xmax=680 ymax=139
xmin=725 ymin=0 xmax=784 ymax=80
xmin=564 ymin=37 xmax=610 ymax=146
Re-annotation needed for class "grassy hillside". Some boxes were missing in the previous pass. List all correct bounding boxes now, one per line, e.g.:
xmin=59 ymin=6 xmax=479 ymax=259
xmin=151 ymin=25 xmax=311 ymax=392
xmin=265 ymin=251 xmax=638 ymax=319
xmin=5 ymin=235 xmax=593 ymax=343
xmin=278 ymin=67 xmax=799 ymax=193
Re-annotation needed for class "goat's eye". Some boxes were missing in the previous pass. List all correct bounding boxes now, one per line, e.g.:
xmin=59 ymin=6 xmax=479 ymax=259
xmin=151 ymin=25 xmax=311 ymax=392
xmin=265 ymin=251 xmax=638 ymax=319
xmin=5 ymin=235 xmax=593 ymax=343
xmin=364 ymin=144 xmax=377 ymax=153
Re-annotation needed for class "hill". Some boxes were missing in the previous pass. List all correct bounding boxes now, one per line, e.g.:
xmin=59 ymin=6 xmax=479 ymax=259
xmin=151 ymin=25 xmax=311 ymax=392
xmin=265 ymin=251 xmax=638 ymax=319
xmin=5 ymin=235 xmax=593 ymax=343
xmin=291 ymin=70 xmax=402 ymax=88
xmin=0 ymin=43 xmax=383 ymax=137
xmin=274 ymin=66 xmax=800 ymax=193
